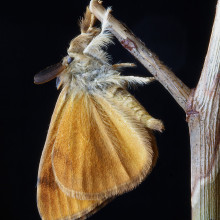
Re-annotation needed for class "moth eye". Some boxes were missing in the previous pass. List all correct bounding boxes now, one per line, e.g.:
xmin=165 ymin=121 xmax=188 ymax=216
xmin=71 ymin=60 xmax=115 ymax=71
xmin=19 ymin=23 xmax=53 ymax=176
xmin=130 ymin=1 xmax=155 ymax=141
xmin=67 ymin=56 xmax=73 ymax=64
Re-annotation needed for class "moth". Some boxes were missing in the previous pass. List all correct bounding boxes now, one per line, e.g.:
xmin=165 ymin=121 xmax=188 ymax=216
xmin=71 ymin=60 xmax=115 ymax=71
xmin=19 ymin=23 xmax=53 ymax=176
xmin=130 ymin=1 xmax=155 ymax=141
xmin=35 ymin=6 xmax=164 ymax=220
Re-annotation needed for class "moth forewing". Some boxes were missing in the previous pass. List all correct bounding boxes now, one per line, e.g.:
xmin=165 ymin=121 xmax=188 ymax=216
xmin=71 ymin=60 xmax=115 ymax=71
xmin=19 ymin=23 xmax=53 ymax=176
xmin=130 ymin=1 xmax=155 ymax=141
xmin=37 ymin=88 xmax=108 ymax=220
xmin=51 ymin=93 xmax=155 ymax=200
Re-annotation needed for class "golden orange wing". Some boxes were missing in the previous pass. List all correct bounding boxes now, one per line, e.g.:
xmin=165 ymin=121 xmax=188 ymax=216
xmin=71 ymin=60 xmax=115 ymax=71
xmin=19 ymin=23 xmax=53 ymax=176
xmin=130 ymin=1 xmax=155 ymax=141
xmin=37 ymin=87 xmax=106 ymax=220
xmin=52 ymin=91 xmax=157 ymax=200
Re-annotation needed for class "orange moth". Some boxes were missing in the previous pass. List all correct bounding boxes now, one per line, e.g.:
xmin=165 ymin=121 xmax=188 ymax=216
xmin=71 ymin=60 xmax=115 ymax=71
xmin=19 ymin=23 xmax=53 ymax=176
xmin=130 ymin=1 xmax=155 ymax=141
xmin=34 ymin=6 xmax=164 ymax=220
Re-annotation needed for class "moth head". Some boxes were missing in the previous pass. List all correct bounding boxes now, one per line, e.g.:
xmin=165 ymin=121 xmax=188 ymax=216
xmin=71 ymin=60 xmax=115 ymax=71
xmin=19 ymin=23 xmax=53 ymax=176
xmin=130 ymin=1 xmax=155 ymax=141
xmin=34 ymin=8 xmax=100 ymax=85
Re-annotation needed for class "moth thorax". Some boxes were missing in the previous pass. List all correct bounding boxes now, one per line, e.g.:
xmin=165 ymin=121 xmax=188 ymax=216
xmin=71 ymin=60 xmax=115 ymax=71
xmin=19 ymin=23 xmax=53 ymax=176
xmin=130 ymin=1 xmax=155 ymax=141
xmin=68 ymin=30 xmax=99 ymax=55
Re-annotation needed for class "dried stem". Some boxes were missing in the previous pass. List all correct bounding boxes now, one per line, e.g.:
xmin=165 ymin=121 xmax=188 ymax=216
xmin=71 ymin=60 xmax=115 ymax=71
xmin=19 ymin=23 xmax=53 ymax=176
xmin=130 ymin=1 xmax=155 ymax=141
xmin=90 ymin=0 xmax=220 ymax=219
xmin=189 ymin=1 xmax=220 ymax=219
xmin=89 ymin=0 xmax=190 ymax=111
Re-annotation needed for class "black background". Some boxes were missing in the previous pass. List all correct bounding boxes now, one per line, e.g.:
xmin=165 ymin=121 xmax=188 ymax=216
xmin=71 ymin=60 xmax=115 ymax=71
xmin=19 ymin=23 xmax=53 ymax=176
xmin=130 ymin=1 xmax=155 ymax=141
xmin=1 ymin=0 xmax=217 ymax=219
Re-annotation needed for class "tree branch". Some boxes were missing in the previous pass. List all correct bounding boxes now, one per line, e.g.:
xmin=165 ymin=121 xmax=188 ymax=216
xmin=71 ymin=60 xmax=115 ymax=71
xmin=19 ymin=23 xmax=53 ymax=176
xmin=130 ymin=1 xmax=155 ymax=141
xmin=189 ymin=1 xmax=220 ymax=219
xmin=195 ymin=0 xmax=220 ymax=105
xmin=89 ymin=0 xmax=190 ymax=111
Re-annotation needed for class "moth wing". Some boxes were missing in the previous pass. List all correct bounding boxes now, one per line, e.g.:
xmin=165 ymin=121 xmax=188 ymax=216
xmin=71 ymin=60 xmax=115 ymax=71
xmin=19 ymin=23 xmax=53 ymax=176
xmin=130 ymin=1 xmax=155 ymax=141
xmin=52 ymin=93 xmax=156 ymax=200
xmin=37 ymin=88 xmax=106 ymax=220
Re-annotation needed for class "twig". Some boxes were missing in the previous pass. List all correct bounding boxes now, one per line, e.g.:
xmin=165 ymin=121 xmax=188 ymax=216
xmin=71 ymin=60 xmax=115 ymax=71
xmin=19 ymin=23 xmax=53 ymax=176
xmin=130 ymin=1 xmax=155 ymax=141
xmin=89 ymin=0 xmax=190 ymax=111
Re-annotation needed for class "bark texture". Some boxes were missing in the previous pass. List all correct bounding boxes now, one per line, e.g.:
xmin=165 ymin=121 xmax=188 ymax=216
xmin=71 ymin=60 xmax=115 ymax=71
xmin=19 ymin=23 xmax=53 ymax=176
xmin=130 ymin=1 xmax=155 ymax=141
xmin=189 ymin=1 xmax=220 ymax=218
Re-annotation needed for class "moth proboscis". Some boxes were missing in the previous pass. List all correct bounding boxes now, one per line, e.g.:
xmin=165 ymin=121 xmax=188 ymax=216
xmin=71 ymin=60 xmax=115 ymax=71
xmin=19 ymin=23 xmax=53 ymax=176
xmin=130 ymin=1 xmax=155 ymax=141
xmin=35 ymin=5 xmax=164 ymax=220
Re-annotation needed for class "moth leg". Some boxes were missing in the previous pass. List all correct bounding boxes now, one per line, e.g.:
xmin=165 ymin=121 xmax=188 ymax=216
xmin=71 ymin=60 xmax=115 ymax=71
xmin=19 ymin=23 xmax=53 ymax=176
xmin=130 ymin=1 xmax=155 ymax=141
xmin=114 ymin=75 xmax=154 ymax=86
xmin=107 ymin=88 xmax=164 ymax=132
xmin=112 ymin=63 xmax=136 ymax=70
xmin=89 ymin=13 xmax=96 ymax=30
xmin=83 ymin=8 xmax=113 ymax=64
xmin=80 ymin=7 xmax=97 ymax=33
